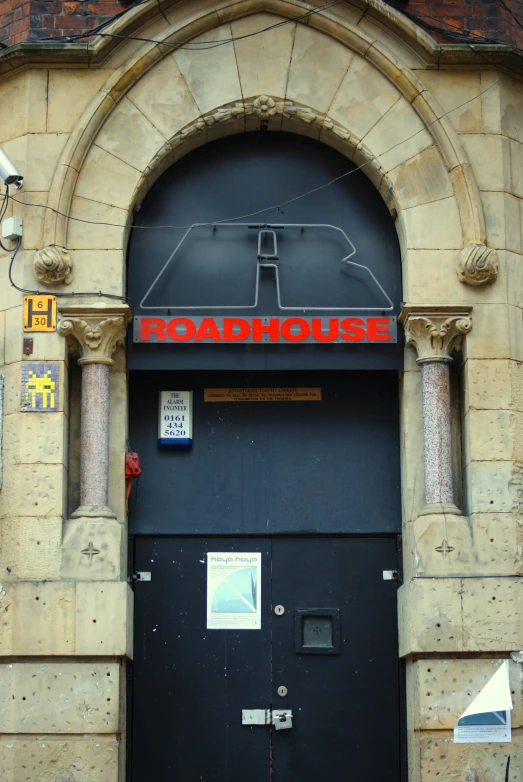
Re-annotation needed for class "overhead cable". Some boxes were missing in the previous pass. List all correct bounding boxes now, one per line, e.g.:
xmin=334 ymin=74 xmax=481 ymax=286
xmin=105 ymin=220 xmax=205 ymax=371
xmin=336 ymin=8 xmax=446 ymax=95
xmin=6 ymin=81 xmax=496 ymax=231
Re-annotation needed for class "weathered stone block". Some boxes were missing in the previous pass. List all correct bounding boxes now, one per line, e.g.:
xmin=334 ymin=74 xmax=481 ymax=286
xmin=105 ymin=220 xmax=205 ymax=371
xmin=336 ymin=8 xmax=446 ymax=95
xmin=399 ymin=577 xmax=523 ymax=655
xmin=127 ymin=53 xmax=199 ymax=141
xmin=174 ymin=24 xmax=241 ymax=116
xmin=463 ymin=409 xmax=515 ymax=465
xmin=399 ymin=579 xmax=462 ymax=656
xmin=367 ymin=95 xmax=433 ymax=173
xmin=461 ymin=577 xmax=522 ymax=651
xmin=400 ymin=196 xmax=463 ymax=251
xmin=0 ymin=736 xmax=119 ymax=782
xmin=11 ymin=582 xmax=75 ymax=655
xmin=482 ymin=191 xmax=521 ymax=254
xmin=386 ymin=146 xmax=454 ymax=210
xmin=465 ymin=304 xmax=523 ymax=362
xmin=461 ymin=132 xmax=511 ymax=193
xmin=66 ymin=250 xmax=125 ymax=297
xmin=75 ymin=145 xmax=142 ymax=211
xmin=1 ymin=133 xmax=69 ymax=193
xmin=75 ymin=581 xmax=133 ymax=657
xmin=233 ymin=13 xmax=295 ymax=102
xmin=17 ymin=463 xmax=67 ymax=518
xmin=464 ymin=359 xmax=515 ymax=412
xmin=61 ymin=518 xmax=123 ymax=581
xmin=17 ymin=413 xmax=67 ymax=464
xmin=96 ymin=97 xmax=166 ymax=174
xmin=407 ymin=658 xmax=523 ymax=731
xmin=0 ymin=516 xmax=62 ymax=580
xmin=409 ymin=730 xmax=521 ymax=781
xmin=47 ymin=69 xmax=115 ymax=134
xmin=421 ymin=71 xmax=482 ymax=134
xmin=403 ymin=514 xmax=473 ymax=580
xmin=0 ymin=661 xmax=120 ymax=733
xmin=328 ymin=54 xmax=400 ymax=142
xmin=0 ymin=70 xmax=47 ymax=143
xmin=465 ymin=460 xmax=515 ymax=514
xmin=67 ymin=197 xmax=127 ymax=251
xmin=287 ymin=22 xmax=354 ymax=115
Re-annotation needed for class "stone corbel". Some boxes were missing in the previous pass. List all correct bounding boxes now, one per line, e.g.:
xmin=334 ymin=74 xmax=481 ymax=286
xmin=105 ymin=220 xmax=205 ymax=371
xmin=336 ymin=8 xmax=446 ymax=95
xmin=34 ymin=245 xmax=73 ymax=285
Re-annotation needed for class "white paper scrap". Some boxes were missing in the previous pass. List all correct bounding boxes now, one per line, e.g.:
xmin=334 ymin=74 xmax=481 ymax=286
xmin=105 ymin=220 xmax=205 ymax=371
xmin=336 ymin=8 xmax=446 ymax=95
xmin=206 ymin=552 xmax=261 ymax=630
xmin=454 ymin=661 xmax=513 ymax=744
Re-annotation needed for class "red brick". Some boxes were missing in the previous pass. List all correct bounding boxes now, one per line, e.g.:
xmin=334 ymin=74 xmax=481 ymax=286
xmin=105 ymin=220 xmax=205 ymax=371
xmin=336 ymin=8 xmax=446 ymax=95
xmin=54 ymin=13 xmax=92 ymax=27
xmin=41 ymin=13 xmax=55 ymax=28
xmin=0 ymin=0 xmax=13 ymax=14
xmin=63 ymin=1 xmax=83 ymax=14
xmin=432 ymin=5 xmax=471 ymax=17
xmin=87 ymin=2 xmax=124 ymax=13
xmin=9 ymin=16 xmax=29 ymax=34
xmin=30 ymin=1 xmax=62 ymax=13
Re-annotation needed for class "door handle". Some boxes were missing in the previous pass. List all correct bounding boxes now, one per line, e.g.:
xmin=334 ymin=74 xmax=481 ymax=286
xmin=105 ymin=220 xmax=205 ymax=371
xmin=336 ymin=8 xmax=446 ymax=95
xmin=242 ymin=709 xmax=293 ymax=729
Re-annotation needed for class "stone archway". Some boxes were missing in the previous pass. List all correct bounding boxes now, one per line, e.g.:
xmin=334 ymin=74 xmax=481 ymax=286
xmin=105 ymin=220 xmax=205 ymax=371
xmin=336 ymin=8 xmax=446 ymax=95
xmin=37 ymin=0 xmax=497 ymax=292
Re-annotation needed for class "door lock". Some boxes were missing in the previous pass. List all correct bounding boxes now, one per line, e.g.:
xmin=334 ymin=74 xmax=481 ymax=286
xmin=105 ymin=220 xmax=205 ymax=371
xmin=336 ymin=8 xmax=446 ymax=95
xmin=277 ymin=685 xmax=288 ymax=697
xmin=273 ymin=710 xmax=293 ymax=730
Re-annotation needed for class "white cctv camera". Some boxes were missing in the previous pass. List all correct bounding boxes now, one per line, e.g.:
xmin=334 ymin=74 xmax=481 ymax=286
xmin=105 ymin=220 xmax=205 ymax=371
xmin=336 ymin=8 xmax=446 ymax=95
xmin=0 ymin=147 xmax=23 ymax=190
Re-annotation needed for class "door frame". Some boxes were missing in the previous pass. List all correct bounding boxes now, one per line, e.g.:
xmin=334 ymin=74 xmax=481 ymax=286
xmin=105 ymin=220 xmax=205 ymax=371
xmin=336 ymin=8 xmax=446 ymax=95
xmin=126 ymin=532 xmax=408 ymax=782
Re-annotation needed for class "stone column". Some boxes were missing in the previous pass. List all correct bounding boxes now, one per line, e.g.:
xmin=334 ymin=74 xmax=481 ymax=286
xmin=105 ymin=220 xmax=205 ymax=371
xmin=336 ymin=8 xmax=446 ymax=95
xmin=58 ymin=304 xmax=130 ymax=581
xmin=58 ymin=305 xmax=130 ymax=519
xmin=400 ymin=305 xmax=472 ymax=516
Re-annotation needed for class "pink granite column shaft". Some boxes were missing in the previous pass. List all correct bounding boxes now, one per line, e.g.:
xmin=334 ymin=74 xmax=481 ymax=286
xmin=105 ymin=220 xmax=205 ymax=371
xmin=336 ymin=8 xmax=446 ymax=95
xmin=80 ymin=362 xmax=111 ymax=509
xmin=420 ymin=360 xmax=454 ymax=507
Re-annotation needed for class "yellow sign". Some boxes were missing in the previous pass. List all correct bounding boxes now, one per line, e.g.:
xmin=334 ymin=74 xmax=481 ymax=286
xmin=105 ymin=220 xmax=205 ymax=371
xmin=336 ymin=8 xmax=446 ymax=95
xmin=204 ymin=388 xmax=322 ymax=402
xmin=23 ymin=295 xmax=57 ymax=332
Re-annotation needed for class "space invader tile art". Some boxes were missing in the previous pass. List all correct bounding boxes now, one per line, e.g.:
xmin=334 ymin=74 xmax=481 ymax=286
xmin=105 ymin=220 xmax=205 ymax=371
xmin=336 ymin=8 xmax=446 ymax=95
xmin=20 ymin=362 xmax=59 ymax=412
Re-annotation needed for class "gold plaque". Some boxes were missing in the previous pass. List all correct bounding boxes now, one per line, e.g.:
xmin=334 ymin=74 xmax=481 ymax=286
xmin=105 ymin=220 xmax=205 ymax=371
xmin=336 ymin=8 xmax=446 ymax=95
xmin=204 ymin=387 xmax=321 ymax=402
xmin=23 ymin=295 xmax=57 ymax=332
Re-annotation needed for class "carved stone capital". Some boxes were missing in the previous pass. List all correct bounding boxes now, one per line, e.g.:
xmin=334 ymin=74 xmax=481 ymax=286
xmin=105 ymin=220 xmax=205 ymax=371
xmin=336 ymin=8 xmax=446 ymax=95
xmin=399 ymin=305 xmax=472 ymax=363
xmin=457 ymin=243 xmax=498 ymax=286
xmin=58 ymin=305 xmax=131 ymax=365
xmin=34 ymin=245 xmax=73 ymax=285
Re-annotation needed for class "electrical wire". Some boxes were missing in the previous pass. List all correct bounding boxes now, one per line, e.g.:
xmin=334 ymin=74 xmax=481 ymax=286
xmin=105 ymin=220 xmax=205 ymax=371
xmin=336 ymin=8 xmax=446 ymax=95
xmin=12 ymin=0 xmax=342 ymax=50
xmin=6 ymin=230 xmax=134 ymax=310
xmin=6 ymin=80 xmax=496 ymax=231
xmin=87 ymin=0 xmax=344 ymax=50
xmin=499 ymin=0 xmax=523 ymax=31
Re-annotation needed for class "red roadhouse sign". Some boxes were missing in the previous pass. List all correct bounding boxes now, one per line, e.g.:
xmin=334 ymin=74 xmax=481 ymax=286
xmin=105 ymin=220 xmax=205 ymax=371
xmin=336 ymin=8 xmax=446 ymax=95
xmin=134 ymin=316 xmax=396 ymax=344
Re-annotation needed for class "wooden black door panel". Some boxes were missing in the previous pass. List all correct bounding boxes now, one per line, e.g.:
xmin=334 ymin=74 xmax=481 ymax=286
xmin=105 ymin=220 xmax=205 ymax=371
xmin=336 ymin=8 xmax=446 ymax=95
xmin=271 ymin=537 xmax=400 ymax=780
xmin=131 ymin=537 xmax=272 ymax=781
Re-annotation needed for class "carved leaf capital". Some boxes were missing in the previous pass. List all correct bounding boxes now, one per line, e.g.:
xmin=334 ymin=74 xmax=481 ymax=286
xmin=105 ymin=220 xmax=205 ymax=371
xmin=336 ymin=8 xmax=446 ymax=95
xmin=403 ymin=313 xmax=472 ymax=363
xmin=58 ymin=313 xmax=128 ymax=365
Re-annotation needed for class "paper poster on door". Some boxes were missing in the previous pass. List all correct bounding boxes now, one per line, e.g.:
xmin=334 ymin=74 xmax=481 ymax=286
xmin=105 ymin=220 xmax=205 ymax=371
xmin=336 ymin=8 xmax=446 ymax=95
xmin=207 ymin=553 xmax=261 ymax=630
xmin=454 ymin=661 xmax=513 ymax=743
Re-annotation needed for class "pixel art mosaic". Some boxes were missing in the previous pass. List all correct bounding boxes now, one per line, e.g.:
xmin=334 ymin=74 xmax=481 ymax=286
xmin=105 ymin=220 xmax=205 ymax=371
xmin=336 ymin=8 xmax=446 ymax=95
xmin=20 ymin=362 xmax=59 ymax=412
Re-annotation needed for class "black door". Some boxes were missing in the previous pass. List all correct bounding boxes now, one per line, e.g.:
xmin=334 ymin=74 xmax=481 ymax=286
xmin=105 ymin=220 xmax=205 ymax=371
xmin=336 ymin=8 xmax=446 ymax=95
xmin=131 ymin=536 xmax=400 ymax=780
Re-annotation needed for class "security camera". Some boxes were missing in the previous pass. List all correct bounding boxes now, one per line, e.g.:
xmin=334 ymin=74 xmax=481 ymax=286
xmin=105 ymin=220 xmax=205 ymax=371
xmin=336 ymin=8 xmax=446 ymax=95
xmin=0 ymin=147 xmax=23 ymax=190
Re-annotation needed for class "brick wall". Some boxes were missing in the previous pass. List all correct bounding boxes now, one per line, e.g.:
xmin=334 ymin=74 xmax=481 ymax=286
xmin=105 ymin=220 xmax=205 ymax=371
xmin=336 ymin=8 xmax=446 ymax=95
xmin=0 ymin=0 xmax=522 ymax=49
xmin=0 ymin=0 xmax=130 ymax=46
xmin=407 ymin=0 xmax=523 ymax=49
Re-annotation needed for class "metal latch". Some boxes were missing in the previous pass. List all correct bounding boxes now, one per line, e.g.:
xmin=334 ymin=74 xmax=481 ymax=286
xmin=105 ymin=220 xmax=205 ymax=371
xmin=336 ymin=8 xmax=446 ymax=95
xmin=242 ymin=709 xmax=293 ymax=729
xmin=133 ymin=571 xmax=151 ymax=582
xmin=383 ymin=570 xmax=398 ymax=581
